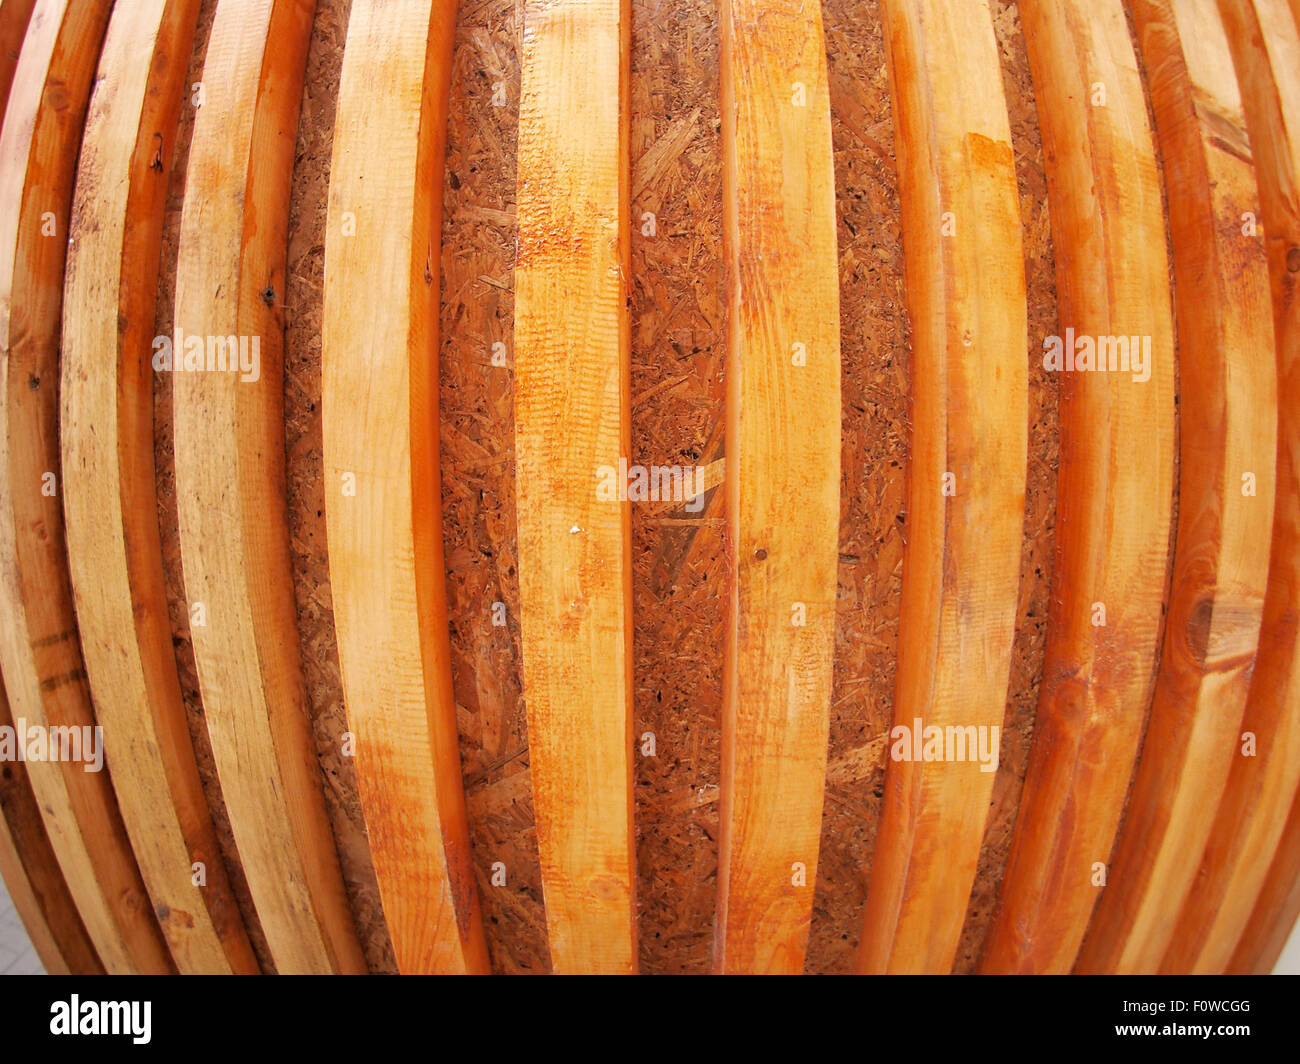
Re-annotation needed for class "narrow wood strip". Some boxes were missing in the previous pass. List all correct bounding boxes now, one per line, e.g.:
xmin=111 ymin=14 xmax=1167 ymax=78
xmin=857 ymin=0 xmax=1027 ymax=975
xmin=979 ymin=0 xmax=1176 ymax=974
xmin=1083 ymin=0 xmax=1274 ymax=975
xmin=513 ymin=0 xmax=637 ymax=975
xmin=323 ymin=0 xmax=489 ymax=975
xmin=1206 ymin=0 xmax=1300 ymax=975
xmin=0 ymin=673 xmax=102 ymax=974
xmin=715 ymin=0 xmax=840 ymax=974
xmin=1228 ymin=790 xmax=1300 ymax=972
xmin=173 ymin=0 xmax=365 ymax=975
xmin=0 ymin=0 xmax=172 ymax=975
xmin=61 ymin=0 xmax=260 ymax=976
xmin=0 ymin=0 xmax=35 ymax=132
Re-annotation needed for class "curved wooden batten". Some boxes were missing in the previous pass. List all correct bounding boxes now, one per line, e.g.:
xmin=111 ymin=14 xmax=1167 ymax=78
xmin=61 ymin=0 xmax=261 ymax=976
xmin=0 ymin=0 xmax=173 ymax=976
xmin=1074 ymin=0 xmax=1278 ymax=976
xmin=513 ymin=0 xmax=637 ymax=975
xmin=857 ymin=0 xmax=1027 ymax=975
xmin=0 ymin=0 xmax=35 ymax=132
xmin=0 ymin=674 xmax=102 ymax=974
xmin=173 ymin=0 xmax=366 ymax=975
xmin=714 ymin=0 xmax=840 ymax=975
xmin=323 ymin=0 xmax=490 ymax=975
xmin=981 ymin=0 xmax=1176 ymax=975
xmin=1208 ymin=0 xmax=1300 ymax=976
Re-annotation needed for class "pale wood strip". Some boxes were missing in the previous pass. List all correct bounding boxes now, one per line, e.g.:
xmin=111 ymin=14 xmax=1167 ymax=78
xmin=0 ymin=0 xmax=35 ymax=135
xmin=979 ymin=0 xmax=1176 ymax=974
xmin=1078 ymin=0 xmax=1277 ymax=976
xmin=61 ymin=0 xmax=261 ymax=976
xmin=173 ymin=0 xmax=366 ymax=974
xmin=858 ymin=0 xmax=1027 ymax=974
xmin=323 ymin=0 xmax=490 ymax=974
xmin=0 ymin=0 xmax=172 ymax=975
xmin=0 ymin=673 xmax=102 ymax=974
xmin=513 ymin=0 xmax=637 ymax=975
xmin=714 ymin=0 xmax=840 ymax=974
xmin=1202 ymin=0 xmax=1300 ymax=975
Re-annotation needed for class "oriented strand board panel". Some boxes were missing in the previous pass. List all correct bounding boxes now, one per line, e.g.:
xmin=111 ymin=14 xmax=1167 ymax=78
xmin=514 ymin=0 xmax=637 ymax=975
xmin=0 ymin=0 xmax=173 ymax=976
xmin=1080 ymin=0 xmax=1277 ymax=976
xmin=714 ymin=0 xmax=840 ymax=974
xmin=61 ymin=0 xmax=260 ymax=976
xmin=1208 ymin=0 xmax=1300 ymax=976
xmin=173 ymin=0 xmax=365 ymax=975
xmin=324 ymin=0 xmax=490 ymax=975
xmin=980 ymin=0 xmax=1176 ymax=974
xmin=857 ymin=0 xmax=1026 ymax=975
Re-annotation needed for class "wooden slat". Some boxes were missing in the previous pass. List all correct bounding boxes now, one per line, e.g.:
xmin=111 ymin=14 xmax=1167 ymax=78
xmin=514 ymin=0 xmax=637 ymax=975
xmin=0 ymin=674 xmax=102 ymax=975
xmin=323 ymin=0 xmax=489 ymax=975
xmin=173 ymin=0 xmax=365 ymax=975
xmin=1078 ymin=0 xmax=1275 ymax=976
xmin=857 ymin=0 xmax=1026 ymax=975
xmin=0 ymin=0 xmax=173 ymax=976
xmin=714 ymin=0 xmax=839 ymax=974
xmin=0 ymin=0 xmax=35 ymax=133
xmin=61 ymin=0 xmax=261 ymax=976
xmin=979 ymin=0 xmax=1176 ymax=974
xmin=1202 ymin=0 xmax=1300 ymax=975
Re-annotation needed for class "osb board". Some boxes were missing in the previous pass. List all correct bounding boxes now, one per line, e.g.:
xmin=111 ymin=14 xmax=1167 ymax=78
xmin=628 ymin=0 xmax=726 ymax=976
xmin=806 ymin=0 xmax=909 ymax=975
xmin=282 ymin=0 xmax=396 ymax=974
xmin=152 ymin=0 xmax=273 ymax=973
xmin=954 ymin=0 xmax=1060 ymax=973
xmin=440 ymin=0 xmax=550 ymax=974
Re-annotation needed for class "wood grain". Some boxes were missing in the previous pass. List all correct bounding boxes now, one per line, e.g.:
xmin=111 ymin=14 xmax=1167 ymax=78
xmin=61 ymin=0 xmax=260 ymax=976
xmin=0 ymin=0 xmax=172 ymax=975
xmin=857 ymin=0 xmax=1026 ymax=975
xmin=1079 ymin=0 xmax=1277 ymax=976
xmin=514 ymin=0 xmax=637 ymax=975
xmin=0 ymin=0 xmax=35 ymax=131
xmin=173 ymin=0 xmax=365 ymax=975
xmin=0 ymin=673 xmax=102 ymax=974
xmin=714 ymin=0 xmax=840 ymax=974
xmin=980 ymin=0 xmax=1176 ymax=974
xmin=323 ymin=0 xmax=490 ymax=975
xmin=1208 ymin=0 xmax=1300 ymax=975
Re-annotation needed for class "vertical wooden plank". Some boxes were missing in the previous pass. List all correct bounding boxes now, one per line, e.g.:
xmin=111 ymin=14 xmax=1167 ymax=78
xmin=513 ymin=0 xmax=637 ymax=975
xmin=172 ymin=0 xmax=366 ymax=975
xmin=857 ymin=0 xmax=1027 ymax=974
xmin=0 ymin=0 xmax=174 ymax=975
xmin=323 ymin=0 xmax=490 ymax=975
xmin=0 ymin=674 xmax=102 ymax=975
xmin=714 ymin=0 xmax=840 ymax=974
xmin=61 ymin=0 xmax=262 ymax=976
xmin=978 ymin=0 xmax=1176 ymax=974
xmin=0 ymin=0 xmax=35 ymax=132
xmin=1075 ymin=0 xmax=1277 ymax=975
xmin=1206 ymin=0 xmax=1300 ymax=975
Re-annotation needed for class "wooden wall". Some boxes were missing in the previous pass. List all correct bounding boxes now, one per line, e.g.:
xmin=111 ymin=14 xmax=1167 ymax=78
xmin=0 ymin=0 xmax=1298 ymax=974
